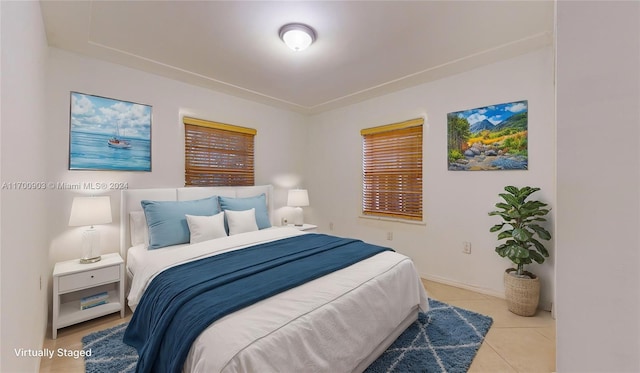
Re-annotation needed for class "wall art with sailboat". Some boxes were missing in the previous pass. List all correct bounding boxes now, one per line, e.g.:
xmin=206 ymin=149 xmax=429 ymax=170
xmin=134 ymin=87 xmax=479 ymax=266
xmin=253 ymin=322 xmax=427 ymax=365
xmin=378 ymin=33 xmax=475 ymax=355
xmin=69 ymin=92 xmax=151 ymax=171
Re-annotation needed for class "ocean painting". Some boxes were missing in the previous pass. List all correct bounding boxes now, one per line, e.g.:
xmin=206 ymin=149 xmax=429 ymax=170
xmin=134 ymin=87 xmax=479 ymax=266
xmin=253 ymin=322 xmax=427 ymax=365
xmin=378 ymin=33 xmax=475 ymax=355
xmin=69 ymin=92 xmax=151 ymax=171
xmin=448 ymin=100 xmax=528 ymax=171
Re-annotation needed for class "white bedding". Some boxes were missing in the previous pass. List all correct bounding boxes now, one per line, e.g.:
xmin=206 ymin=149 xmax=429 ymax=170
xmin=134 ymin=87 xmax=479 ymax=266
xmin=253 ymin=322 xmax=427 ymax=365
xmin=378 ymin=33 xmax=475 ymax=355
xmin=127 ymin=227 xmax=305 ymax=309
xmin=127 ymin=227 xmax=429 ymax=372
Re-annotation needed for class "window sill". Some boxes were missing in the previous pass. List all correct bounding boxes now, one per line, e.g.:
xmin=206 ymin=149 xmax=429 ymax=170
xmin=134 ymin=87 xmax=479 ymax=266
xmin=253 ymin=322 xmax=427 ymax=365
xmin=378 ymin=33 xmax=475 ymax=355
xmin=358 ymin=215 xmax=426 ymax=226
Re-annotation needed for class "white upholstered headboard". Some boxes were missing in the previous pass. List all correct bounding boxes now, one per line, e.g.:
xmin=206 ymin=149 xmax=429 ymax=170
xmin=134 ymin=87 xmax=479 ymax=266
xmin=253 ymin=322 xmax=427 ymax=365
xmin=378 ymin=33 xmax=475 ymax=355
xmin=119 ymin=185 xmax=275 ymax=260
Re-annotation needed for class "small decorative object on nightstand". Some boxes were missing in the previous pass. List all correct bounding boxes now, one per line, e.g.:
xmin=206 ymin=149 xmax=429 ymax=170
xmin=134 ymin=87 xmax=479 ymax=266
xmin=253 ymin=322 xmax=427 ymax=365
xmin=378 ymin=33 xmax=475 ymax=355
xmin=52 ymin=253 xmax=125 ymax=339
xmin=68 ymin=196 xmax=112 ymax=264
xmin=288 ymin=223 xmax=318 ymax=232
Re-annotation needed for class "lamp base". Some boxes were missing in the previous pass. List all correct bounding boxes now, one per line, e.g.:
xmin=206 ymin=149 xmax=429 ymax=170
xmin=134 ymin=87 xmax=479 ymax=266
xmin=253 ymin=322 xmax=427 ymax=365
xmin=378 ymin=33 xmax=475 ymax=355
xmin=80 ymin=227 xmax=101 ymax=264
xmin=292 ymin=206 xmax=304 ymax=226
xmin=80 ymin=256 xmax=102 ymax=264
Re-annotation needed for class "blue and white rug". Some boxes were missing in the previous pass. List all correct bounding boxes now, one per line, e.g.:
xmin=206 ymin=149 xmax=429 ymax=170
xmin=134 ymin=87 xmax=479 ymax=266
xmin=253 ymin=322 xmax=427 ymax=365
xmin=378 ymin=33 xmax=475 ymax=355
xmin=365 ymin=299 xmax=493 ymax=373
xmin=82 ymin=299 xmax=492 ymax=373
xmin=82 ymin=322 xmax=137 ymax=373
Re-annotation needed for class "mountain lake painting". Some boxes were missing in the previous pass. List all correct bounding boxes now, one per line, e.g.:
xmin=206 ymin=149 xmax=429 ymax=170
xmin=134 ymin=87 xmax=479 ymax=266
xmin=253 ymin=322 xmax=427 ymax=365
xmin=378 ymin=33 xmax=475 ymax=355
xmin=447 ymin=100 xmax=528 ymax=171
xmin=69 ymin=92 xmax=151 ymax=171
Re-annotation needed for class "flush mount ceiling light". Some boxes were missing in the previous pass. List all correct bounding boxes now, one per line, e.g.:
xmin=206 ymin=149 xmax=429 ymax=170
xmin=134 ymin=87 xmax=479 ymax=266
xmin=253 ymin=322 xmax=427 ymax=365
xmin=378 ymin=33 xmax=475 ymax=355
xmin=279 ymin=23 xmax=317 ymax=52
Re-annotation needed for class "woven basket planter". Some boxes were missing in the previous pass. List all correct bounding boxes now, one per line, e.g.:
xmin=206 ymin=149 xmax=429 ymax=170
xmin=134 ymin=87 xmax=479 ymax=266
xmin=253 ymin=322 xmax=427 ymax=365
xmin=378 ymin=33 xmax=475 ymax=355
xmin=504 ymin=268 xmax=540 ymax=316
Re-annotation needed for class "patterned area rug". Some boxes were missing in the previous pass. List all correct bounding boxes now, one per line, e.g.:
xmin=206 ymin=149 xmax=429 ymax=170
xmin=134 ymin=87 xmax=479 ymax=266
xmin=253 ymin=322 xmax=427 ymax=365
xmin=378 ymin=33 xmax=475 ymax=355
xmin=365 ymin=299 xmax=493 ymax=373
xmin=82 ymin=322 xmax=136 ymax=373
xmin=82 ymin=299 xmax=492 ymax=373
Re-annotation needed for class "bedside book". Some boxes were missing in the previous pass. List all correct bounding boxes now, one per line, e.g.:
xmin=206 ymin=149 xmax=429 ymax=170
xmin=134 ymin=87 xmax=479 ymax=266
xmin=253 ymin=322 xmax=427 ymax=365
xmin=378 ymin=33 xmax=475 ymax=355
xmin=80 ymin=291 xmax=109 ymax=303
xmin=81 ymin=300 xmax=109 ymax=310
xmin=80 ymin=291 xmax=109 ymax=310
xmin=80 ymin=291 xmax=109 ymax=305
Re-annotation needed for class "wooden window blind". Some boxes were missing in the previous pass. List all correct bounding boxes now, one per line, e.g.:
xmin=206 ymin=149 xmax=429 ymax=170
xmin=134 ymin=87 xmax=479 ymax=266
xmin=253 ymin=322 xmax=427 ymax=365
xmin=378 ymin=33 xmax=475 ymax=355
xmin=361 ymin=118 xmax=423 ymax=221
xmin=184 ymin=117 xmax=256 ymax=186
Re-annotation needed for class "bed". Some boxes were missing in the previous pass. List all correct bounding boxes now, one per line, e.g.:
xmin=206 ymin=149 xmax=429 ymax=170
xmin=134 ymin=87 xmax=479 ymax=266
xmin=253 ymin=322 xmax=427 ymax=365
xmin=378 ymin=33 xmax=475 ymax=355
xmin=120 ymin=185 xmax=428 ymax=373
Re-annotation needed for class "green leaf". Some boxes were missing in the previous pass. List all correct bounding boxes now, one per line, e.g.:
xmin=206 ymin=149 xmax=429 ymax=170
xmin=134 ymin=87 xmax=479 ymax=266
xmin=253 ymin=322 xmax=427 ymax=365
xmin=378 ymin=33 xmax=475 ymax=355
xmin=534 ymin=208 xmax=551 ymax=216
xmin=511 ymin=257 xmax=531 ymax=267
xmin=500 ymin=193 xmax=519 ymax=207
xmin=530 ymin=224 xmax=551 ymax=240
xmin=522 ymin=200 xmax=548 ymax=210
xmin=531 ymin=238 xmax=549 ymax=257
xmin=504 ymin=185 xmax=520 ymax=196
xmin=504 ymin=185 xmax=519 ymax=195
xmin=529 ymin=250 xmax=545 ymax=264
xmin=490 ymin=212 xmax=512 ymax=221
xmin=518 ymin=187 xmax=540 ymax=200
xmin=497 ymin=230 xmax=513 ymax=240
xmin=494 ymin=202 xmax=511 ymax=210
xmin=508 ymin=209 xmax=521 ymax=219
xmin=490 ymin=223 xmax=504 ymax=232
xmin=506 ymin=244 xmax=529 ymax=259
xmin=495 ymin=242 xmax=511 ymax=257
xmin=523 ymin=217 xmax=547 ymax=223
xmin=512 ymin=228 xmax=532 ymax=242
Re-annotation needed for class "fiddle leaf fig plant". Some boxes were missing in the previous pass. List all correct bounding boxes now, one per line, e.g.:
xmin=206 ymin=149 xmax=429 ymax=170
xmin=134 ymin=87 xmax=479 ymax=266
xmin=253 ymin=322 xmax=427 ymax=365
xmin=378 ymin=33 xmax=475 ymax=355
xmin=489 ymin=186 xmax=551 ymax=277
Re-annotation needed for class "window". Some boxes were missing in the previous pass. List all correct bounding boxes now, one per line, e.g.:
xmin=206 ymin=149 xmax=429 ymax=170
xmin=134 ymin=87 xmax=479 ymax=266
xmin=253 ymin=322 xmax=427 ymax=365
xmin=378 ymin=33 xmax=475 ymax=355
xmin=184 ymin=116 xmax=256 ymax=186
xmin=361 ymin=118 xmax=423 ymax=221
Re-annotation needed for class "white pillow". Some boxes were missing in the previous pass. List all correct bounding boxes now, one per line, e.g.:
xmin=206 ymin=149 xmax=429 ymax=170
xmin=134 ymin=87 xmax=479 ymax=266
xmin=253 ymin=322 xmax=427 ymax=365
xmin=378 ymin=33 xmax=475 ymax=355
xmin=225 ymin=208 xmax=259 ymax=236
xmin=129 ymin=211 xmax=149 ymax=247
xmin=186 ymin=211 xmax=227 ymax=244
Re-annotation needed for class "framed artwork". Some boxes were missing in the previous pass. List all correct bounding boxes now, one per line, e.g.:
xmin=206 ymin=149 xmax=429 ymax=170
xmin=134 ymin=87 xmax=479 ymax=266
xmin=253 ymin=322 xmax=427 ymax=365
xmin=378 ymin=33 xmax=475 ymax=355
xmin=69 ymin=92 xmax=152 ymax=171
xmin=448 ymin=100 xmax=528 ymax=171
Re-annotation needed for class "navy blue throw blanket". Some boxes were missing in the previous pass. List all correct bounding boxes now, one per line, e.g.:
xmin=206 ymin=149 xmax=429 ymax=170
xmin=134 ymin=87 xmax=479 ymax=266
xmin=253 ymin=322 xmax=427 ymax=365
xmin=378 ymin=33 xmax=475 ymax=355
xmin=123 ymin=233 xmax=393 ymax=373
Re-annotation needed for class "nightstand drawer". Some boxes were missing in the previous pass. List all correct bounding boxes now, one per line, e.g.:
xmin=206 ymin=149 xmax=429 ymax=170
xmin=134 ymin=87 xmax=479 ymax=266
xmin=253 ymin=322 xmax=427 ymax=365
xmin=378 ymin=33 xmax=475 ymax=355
xmin=58 ymin=265 xmax=120 ymax=293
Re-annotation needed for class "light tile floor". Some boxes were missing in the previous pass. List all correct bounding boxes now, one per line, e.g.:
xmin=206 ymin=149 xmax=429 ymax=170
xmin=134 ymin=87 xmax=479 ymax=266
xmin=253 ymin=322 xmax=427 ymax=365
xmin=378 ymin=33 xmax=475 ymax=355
xmin=40 ymin=279 xmax=555 ymax=372
xmin=423 ymin=279 xmax=556 ymax=373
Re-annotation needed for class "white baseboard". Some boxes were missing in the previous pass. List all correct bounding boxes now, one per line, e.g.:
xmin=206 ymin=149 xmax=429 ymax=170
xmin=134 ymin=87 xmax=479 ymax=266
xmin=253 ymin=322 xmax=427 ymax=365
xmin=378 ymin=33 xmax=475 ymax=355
xmin=422 ymin=273 xmax=553 ymax=312
xmin=421 ymin=273 xmax=506 ymax=300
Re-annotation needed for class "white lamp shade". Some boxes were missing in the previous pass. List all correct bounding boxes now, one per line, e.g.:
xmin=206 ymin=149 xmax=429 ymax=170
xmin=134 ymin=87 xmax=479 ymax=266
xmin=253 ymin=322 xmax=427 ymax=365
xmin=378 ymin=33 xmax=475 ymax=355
xmin=69 ymin=196 xmax=113 ymax=227
xmin=287 ymin=189 xmax=309 ymax=207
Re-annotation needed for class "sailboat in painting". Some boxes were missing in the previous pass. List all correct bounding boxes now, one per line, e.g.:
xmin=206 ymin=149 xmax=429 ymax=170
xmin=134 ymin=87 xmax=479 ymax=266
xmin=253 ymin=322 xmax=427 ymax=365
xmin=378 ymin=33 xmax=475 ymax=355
xmin=107 ymin=121 xmax=131 ymax=149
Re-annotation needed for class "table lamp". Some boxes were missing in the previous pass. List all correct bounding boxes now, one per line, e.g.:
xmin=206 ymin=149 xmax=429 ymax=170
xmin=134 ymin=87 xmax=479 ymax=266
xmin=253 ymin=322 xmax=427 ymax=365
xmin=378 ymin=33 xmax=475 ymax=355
xmin=287 ymin=189 xmax=309 ymax=226
xmin=69 ymin=196 xmax=112 ymax=264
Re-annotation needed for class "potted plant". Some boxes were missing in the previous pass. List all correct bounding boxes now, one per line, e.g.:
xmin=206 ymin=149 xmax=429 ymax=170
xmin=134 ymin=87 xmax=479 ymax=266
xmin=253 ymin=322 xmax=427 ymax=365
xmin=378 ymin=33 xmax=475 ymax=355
xmin=489 ymin=186 xmax=551 ymax=316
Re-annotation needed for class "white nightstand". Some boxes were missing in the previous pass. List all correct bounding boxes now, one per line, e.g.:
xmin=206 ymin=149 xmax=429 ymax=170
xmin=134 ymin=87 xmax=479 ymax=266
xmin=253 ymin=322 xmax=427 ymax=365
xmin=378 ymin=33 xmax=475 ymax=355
xmin=52 ymin=253 xmax=125 ymax=339
xmin=288 ymin=223 xmax=318 ymax=232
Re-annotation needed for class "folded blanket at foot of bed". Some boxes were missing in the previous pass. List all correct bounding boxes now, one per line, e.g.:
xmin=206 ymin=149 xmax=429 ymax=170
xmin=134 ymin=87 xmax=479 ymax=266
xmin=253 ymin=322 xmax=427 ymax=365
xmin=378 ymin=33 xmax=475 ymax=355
xmin=123 ymin=233 xmax=393 ymax=373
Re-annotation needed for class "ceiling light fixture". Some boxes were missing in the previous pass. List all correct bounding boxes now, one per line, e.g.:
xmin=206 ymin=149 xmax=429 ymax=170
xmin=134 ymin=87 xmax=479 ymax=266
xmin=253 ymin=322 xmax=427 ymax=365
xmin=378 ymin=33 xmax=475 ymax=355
xmin=279 ymin=23 xmax=316 ymax=52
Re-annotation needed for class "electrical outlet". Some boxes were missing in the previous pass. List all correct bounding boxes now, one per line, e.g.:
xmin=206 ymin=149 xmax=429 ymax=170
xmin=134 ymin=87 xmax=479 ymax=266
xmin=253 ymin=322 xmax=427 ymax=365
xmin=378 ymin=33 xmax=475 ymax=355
xmin=329 ymin=222 xmax=334 ymax=231
xmin=462 ymin=241 xmax=471 ymax=254
xmin=387 ymin=231 xmax=393 ymax=241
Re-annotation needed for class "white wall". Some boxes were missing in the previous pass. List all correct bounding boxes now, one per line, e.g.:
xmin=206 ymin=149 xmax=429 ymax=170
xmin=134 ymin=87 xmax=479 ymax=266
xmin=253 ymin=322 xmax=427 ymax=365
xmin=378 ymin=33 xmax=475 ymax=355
xmin=556 ymin=1 xmax=640 ymax=372
xmin=45 ymin=48 xmax=308 ymax=268
xmin=0 ymin=1 xmax=50 ymax=371
xmin=306 ymin=47 xmax=556 ymax=308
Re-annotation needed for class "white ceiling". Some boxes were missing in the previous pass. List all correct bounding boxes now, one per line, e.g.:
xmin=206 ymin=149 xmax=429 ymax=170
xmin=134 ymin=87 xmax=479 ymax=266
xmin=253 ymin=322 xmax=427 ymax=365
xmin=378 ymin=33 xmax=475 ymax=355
xmin=40 ymin=1 xmax=554 ymax=114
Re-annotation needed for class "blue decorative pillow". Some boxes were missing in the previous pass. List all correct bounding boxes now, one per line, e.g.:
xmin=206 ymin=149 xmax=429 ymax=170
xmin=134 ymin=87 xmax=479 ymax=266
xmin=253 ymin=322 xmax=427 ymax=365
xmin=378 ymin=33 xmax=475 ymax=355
xmin=218 ymin=194 xmax=271 ymax=230
xmin=141 ymin=196 xmax=219 ymax=250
